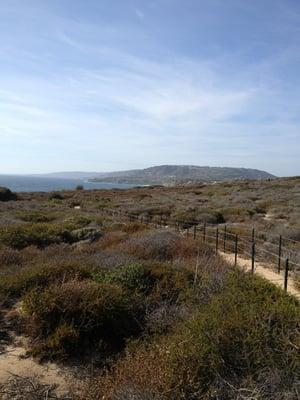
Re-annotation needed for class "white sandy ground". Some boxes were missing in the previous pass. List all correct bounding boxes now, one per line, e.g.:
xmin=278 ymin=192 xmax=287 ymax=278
xmin=0 ymin=302 xmax=75 ymax=396
xmin=263 ymin=213 xmax=274 ymax=221
xmin=0 ymin=334 xmax=73 ymax=395
xmin=220 ymin=251 xmax=300 ymax=301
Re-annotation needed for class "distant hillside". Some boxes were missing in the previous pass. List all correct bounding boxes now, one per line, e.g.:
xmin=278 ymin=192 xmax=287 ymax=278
xmin=31 ymin=171 xmax=106 ymax=180
xmin=90 ymin=165 xmax=276 ymax=185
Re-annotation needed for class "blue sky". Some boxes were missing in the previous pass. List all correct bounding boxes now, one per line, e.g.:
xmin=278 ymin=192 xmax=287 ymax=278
xmin=0 ymin=0 xmax=299 ymax=176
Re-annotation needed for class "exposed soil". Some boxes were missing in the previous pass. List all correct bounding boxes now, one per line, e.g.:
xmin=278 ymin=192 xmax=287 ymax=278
xmin=221 ymin=252 xmax=300 ymax=300
xmin=0 ymin=306 xmax=74 ymax=398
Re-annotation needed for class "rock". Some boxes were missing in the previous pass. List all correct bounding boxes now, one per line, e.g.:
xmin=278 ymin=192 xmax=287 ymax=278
xmin=0 ymin=187 xmax=17 ymax=202
xmin=68 ymin=227 xmax=103 ymax=243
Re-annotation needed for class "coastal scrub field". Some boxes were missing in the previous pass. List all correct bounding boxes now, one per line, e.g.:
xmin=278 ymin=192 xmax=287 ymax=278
xmin=0 ymin=178 xmax=299 ymax=399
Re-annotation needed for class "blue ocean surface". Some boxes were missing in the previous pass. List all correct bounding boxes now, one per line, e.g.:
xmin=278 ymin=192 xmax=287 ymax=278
xmin=0 ymin=175 xmax=135 ymax=193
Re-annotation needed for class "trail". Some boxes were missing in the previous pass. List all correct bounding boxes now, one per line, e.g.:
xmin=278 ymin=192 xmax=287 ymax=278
xmin=220 ymin=251 xmax=300 ymax=300
xmin=0 ymin=306 xmax=74 ymax=397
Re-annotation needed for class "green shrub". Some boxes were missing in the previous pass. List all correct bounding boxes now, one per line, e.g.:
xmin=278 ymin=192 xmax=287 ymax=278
xmin=120 ymin=222 xmax=149 ymax=234
xmin=88 ymin=272 xmax=300 ymax=399
xmin=42 ymin=322 xmax=79 ymax=359
xmin=168 ymin=272 xmax=300 ymax=396
xmin=144 ymin=263 xmax=194 ymax=303
xmin=93 ymin=264 xmax=151 ymax=294
xmin=0 ymin=187 xmax=17 ymax=201
xmin=16 ymin=260 xmax=195 ymax=360
xmin=93 ymin=262 xmax=194 ymax=303
xmin=0 ymin=262 xmax=92 ymax=299
xmin=48 ymin=192 xmax=64 ymax=200
xmin=15 ymin=211 xmax=57 ymax=223
xmin=62 ymin=213 xmax=93 ymax=227
xmin=0 ymin=221 xmax=78 ymax=249
xmin=23 ymin=280 xmax=141 ymax=359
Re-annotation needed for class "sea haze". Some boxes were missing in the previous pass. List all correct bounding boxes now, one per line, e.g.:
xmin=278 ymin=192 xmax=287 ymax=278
xmin=0 ymin=175 xmax=135 ymax=193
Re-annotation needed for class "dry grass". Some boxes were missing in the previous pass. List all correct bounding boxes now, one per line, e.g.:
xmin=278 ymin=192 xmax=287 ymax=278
xmin=0 ymin=374 xmax=73 ymax=400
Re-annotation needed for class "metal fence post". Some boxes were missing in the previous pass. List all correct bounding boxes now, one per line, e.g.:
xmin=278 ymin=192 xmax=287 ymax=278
xmin=215 ymin=227 xmax=219 ymax=254
xmin=251 ymin=241 xmax=255 ymax=274
xmin=193 ymin=225 xmax=197 ymax=240
xmin=278 ymin=235 xmax=282 ymax=273
xmin=234 ymin=234 xmax=238 ymax=266
xmin=284 ymin=258 xmax=289 ymax=291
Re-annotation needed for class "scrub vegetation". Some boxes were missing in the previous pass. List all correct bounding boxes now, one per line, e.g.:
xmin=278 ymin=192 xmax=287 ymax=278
xmin=0 ymin=177 xmax=299 ymax=399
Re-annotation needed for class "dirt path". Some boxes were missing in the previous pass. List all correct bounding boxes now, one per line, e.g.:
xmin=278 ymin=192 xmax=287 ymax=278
xmin=220 ymin=251 xmax=300 ymax=300
xmin=0 ymin=338 xmax=72 ymax=395
xmin=0 ymin=307 xmax=74 ymax=397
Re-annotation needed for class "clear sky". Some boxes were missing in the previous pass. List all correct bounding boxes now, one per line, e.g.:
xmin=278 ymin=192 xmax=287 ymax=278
xmin=0 ymin=0 xmax=299 ymax=176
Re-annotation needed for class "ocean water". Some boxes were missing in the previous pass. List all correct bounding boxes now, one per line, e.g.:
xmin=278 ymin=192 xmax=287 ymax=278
xmin=0 ymin=175 xmax=135 ymax=193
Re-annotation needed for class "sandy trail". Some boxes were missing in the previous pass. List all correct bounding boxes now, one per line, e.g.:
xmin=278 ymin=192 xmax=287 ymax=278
xmin=0 ymin=306 xmax=74 ymax=396
xmin=220 ymin=251 xmax=300 ymax=300
xmin=0 ymin=340 xmax=71 ymax=395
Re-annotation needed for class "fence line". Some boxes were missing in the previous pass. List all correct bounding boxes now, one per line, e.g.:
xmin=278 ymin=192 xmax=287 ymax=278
xmin=108 ymin=209 xmax=300 ymax=293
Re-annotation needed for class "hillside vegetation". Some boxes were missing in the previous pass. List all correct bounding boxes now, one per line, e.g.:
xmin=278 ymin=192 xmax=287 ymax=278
xmin=0 ymin=177 xmax=299 ymax=399
xmin=90 ymin=164 xmax=275 ymax=185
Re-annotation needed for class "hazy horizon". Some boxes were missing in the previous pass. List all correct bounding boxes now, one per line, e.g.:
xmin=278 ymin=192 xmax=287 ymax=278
xmin=0 ymin=163 xmax=296 ymax=179
xmin=1 ymin=0 xmax=300 ymax=176
xmin=0 ymin=164 xmax=281 ymax=177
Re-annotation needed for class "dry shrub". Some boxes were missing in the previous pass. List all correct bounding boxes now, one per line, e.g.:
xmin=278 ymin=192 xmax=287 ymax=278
xmin=173 ymin=238 xmax=213 ymax=259
xmin=143 ymin=263 xmax=194 ymax=304
xmin=268 ymin=226 xmax=300 ymax=243
xmin=0 ymin=262 xmax=92 ymax=299
xmin=17 ymin=256 xmax=198 ymax=361
xmin=122 ymin=231 xmax=178 ymax=261
xmin=23 ymin=280 xmax=141 ymax=359
xmin=120 ymin=231 xmax=214 ymax=263
xmin=87 ymin=250 xmax=139 ymax=270
xmin=110 ymin=222 xmax=149 ymax=234
xmin=83 ymin=272 xmax=300 ymax=400
xmin=0 ymin=222 xmax=74 ymax=249
xmin=93 ymin=262 xmax=194 ymax=306
xmin=145 ymin=301 xmax=190 ymax=335
xmin=165 ymin=273 xmax=300 ymax=398
xmin=15 ymin=210 xmax=58 ymax=223
xmin=0 ymin=246 xmax=24 ymax=266
xmin=121 ymin=222 xmax=149 ymax=234
xmin=0 ymin=375 xmax=72 ymax=400
xmin=203 ymin=369 xmax=300 ymax=400
xmin=91 ymin=232 xmax=128 ymax=251
xmin=82 ymin=341 xmax=172 ymax=400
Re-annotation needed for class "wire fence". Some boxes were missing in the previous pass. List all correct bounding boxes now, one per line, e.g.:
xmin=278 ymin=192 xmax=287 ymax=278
xmin=105 ymin=208 xmax=300 ymax=293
